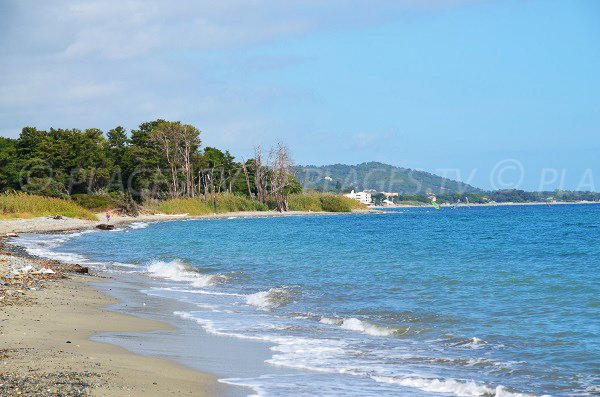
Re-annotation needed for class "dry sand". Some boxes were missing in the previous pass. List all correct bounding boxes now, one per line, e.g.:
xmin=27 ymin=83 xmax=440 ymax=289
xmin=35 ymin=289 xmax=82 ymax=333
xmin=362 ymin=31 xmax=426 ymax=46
xmin=0 ymin=209 xmax=369 ymax=235
xmin=1 ymin=274 xmax=221 ymax=396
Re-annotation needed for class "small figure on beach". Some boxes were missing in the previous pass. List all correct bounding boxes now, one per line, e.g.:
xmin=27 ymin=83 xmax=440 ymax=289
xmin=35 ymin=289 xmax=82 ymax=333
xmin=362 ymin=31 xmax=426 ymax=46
xmin=106 ymin=208 xmax=111 ymax=223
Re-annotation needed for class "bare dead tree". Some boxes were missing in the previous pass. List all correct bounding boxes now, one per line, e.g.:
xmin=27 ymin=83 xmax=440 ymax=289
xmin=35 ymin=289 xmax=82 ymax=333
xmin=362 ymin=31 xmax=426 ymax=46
xmin=208 ymin=168 xmax=217 ymax=212
xmin=241 ymin=159 xmax=255 ymax=199
xmin=268 ymin=143 xmax=294 ymax=212
xmin=176 ymin=124 xmax=200 ymax=198
xmin=253 ymin=146 xmax=269 ymax=204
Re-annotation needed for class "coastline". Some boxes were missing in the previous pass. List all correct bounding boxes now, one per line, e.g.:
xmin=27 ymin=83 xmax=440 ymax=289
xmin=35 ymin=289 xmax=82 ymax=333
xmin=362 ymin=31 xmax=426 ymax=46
xmin=0 ymin=209 xmax=374 ymax=235
xmin=1 ymin=274 xmax=223 ymax=396
xmin=373 ymin=200 xmax=600 ymax=209
xmin=0 ymin=209 xmax=373 ymax=396
xmin=2 ymin=204 xmax=596 ymax=396
xmin=0 ymin=245 xmax=226 ymax=395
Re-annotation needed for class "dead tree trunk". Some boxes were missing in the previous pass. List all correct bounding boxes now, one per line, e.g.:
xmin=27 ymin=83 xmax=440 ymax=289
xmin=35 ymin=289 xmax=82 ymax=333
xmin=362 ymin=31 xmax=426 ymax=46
xmin=241 ymin=161 xmax=254 ymax=199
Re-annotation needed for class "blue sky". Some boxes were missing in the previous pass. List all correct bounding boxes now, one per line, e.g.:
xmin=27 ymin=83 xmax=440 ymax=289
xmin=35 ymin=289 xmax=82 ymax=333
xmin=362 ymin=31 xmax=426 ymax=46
xmin=1 ymin=0 xmax=598 ymax=190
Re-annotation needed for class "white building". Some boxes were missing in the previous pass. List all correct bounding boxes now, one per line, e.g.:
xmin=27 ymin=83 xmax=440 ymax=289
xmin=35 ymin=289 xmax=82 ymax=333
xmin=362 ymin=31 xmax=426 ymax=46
xmin=344 ymin=190 xmax=373 ymax=205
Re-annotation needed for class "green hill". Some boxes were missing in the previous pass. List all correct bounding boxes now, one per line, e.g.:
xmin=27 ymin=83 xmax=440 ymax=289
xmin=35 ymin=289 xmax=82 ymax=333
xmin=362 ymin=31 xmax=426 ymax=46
xmin=295 ymin=162 xmax=481 ymax=195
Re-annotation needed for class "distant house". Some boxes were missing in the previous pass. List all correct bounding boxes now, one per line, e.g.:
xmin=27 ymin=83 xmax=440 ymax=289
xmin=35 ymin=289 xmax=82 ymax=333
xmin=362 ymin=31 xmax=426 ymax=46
xmin=344 ymin=190 xmax=373 ymax=205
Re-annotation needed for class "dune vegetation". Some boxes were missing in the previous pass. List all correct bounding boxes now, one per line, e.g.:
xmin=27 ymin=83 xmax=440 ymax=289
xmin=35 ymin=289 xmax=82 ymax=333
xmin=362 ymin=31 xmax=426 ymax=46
xmin=0 ymin=193 xmax=97 ymax=220
xmin=287 ymin=193 xmax=366 ymax=213
xmin=145 ymin=193 xmax=365 ymax=215
xmin=0 ymin=121 xmax=369 ymax=220
xmin=145 ymin=194 xmax=269 ymax=216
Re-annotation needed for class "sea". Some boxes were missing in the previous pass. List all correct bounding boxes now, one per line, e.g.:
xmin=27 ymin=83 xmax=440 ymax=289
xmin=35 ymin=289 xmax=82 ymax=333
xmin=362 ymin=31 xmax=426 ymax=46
xmin=11 ymin=204 xmax=600 ymax=397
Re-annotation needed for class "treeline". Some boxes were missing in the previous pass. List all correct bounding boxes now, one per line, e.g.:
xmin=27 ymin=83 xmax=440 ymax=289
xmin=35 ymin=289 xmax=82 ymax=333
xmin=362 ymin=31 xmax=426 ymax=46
xmin=0 ymin=120 xmax=301 ymax=212
xmin=395 ymin=189 xmax=600 ymax=204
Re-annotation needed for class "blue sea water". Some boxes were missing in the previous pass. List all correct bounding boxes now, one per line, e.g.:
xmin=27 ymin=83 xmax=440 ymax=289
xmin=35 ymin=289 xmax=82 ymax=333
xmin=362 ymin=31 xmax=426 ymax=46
xmin=14 ymin=205 xmax=600 ymax=396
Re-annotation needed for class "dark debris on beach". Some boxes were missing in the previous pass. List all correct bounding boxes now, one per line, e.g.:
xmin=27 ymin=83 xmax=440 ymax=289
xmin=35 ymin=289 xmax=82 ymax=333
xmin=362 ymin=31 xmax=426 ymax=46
xmin=0 ymin=238 xmax=100 ymax=396
xmin=0 ymin=370 xmax=101 ymax=396
xmin=0 ymin=239 xmax=89 ymax=307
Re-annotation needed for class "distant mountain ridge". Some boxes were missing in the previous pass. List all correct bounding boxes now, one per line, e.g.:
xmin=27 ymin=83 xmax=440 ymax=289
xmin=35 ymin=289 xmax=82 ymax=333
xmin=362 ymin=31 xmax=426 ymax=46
xmin=295 ymin=162 xmax=481 ymax=195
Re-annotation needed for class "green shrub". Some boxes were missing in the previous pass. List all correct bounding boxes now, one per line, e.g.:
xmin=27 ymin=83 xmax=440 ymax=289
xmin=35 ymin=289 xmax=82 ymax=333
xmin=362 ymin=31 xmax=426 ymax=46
xmin=147 ymin=193 xmax=365 ymax=215
xmin=71 ymin=194 xmax=117 ymax=211
xmin=288 ymin=193 xmax=366 ymax=212
xmin=318 ymin=195 xmax=352 ymax=212
xmin=287 ymin=194 xmax=323 ymax=212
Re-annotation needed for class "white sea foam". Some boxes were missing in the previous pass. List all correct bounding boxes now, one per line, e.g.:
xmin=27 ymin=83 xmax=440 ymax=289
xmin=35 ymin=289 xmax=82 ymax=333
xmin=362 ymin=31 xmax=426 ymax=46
xmin=11 ymin=231 xmax=98 ymax=265
xmin=371 ymin=375 xmax=544 ymax=397
xmin=147 ymin=259 xmax=224 ymax=287
xmin=454 ymin=337 xmax=487 ymax=349
xmin=320 ymin=317 xmax=399 ymax=337
xmin=174 ymin=310 xmax=544 ymax=397
xmin=129 ymin=222 xmax=149 ymax=229
xmin=153 ymin=287 xmax=244 ymax=297
xmin=246 ymin=287 xmax=294 ymax=310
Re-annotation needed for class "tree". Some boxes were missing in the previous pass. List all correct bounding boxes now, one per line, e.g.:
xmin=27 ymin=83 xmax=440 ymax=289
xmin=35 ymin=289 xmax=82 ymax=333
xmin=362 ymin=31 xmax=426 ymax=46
xmin=269 ymin=143 xmax=295 ymax=212
xmin=253 ymin=145 xmax=268 ymax=204
xmin=148 ymin=121 xmax=201 ymax=198
xmin=129 ymin=120 xmax=166 ymax=199
xmin=0 ymin=137 xmax=20 ymax=191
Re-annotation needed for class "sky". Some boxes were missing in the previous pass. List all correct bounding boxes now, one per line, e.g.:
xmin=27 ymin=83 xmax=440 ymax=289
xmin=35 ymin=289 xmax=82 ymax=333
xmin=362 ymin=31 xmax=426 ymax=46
xmin=0 ymin=0 xmax=598 ymax=191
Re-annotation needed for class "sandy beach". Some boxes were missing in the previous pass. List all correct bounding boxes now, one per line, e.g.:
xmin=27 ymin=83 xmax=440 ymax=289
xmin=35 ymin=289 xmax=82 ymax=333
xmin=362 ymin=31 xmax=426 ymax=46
xmin=0 ymin=209 xmax=372 ymax=396
xmin=0 ymin=209 xmax=373 ymax=236
xmin=0 ymin=248 xmax=222 ymax=396
xmin=1 ymin=203 xmax=596 ymax=395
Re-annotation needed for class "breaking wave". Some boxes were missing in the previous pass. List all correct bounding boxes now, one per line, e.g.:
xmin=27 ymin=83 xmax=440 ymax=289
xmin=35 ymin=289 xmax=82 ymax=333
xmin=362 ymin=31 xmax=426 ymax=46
xmin=454 ymin=337 xmax=488 ymax=349
xmin=371 ymin=375 xmax=545 ymax=397
xmin=246 ymin=287 xmax=296 ymax=310
xmin=129 ymin=222 xmax=150 ymax=229
xmin=10 ymin=230 xmax=97 ymax=265
xmin=319 ymin=316 xmax=406 ymax=337
xmin=147 ymin=259 xmax=226 ymax=287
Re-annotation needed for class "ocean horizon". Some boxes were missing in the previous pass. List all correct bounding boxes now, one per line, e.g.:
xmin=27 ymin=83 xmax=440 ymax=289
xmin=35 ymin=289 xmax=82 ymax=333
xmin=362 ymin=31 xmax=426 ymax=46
xmin=12 ymin=204 xmax=599 ymax=397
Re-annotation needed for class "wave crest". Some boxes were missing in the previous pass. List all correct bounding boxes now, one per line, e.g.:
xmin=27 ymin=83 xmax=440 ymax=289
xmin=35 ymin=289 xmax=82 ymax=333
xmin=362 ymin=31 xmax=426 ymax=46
xmin=129 ymin=222 xmax=150 ymax=229
xmin=371 ymin=375 xmax=543 ymax=397
xmin=246 ymin=287 xmax=295 ymax=310
xmin=320 ymin=316 xmax=407 ymax=337
xmin=147 ymin=259 xmax=225 ymax=287
xmin=452 ymin=337 xmax=488 ymax=349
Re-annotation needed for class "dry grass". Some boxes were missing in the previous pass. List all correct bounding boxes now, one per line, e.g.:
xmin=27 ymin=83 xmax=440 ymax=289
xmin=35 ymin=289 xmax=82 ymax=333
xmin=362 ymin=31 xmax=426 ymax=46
xmin=146 ymin=193 xmax=365 ymax=215
xmin=0 ymin=193 xmax=97 ymax=220
xmin=145 ymin=193 xmax=268 ymax=215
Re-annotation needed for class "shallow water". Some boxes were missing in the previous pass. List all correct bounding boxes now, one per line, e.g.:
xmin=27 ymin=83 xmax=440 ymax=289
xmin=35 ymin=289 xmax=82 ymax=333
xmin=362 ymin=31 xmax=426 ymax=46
xmin=13 ymin=205 xmax=600 ymax=396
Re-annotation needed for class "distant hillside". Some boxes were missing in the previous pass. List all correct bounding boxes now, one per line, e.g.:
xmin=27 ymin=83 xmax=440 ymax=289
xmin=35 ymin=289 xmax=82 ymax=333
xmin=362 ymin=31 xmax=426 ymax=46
xmin=295 ymin=162 xmax=481 ymax=195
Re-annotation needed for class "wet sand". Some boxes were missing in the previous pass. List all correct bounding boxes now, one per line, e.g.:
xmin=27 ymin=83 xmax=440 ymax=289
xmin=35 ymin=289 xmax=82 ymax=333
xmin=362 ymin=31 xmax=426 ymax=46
xmin=0 ymin=254 xmax=223 ymax=396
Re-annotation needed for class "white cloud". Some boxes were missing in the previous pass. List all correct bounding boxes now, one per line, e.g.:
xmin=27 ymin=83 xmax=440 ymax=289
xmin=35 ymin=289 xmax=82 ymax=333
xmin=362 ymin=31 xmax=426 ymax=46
xmin=0 ymin=0 xmax=478 ymax=147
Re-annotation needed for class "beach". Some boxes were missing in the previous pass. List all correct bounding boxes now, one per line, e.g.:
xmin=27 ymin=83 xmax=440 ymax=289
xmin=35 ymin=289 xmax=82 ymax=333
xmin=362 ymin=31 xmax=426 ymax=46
xmin=0 ymin=209 xmax=371 ymax=396
xmin=0 ymin=209 xmax=372 ymax=235
xmin=0 ymin=245 xmax=222 ymax=396
xmin=2 ymin=204 xmax=598 ymax=396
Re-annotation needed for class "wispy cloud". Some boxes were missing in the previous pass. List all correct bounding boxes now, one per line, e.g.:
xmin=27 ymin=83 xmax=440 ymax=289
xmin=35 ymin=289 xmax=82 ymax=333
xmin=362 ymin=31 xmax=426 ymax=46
xmin=0 ymin=0 xmax=477 ymax=149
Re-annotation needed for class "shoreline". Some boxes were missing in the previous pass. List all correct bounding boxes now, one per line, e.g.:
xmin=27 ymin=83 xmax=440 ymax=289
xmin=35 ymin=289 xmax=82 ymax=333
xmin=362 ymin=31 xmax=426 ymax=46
xmin=372 ymin=200 xmax=600 ymax=209
xmin=0 ymin=244 xmax=227 ymax=395
xmin=0 ymin=209 xmax=375 ymax=236
xmin=0 ymin=210 xmax=374 ymax=396
xmin=2 ymin=204 xmax=596 ymax=395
